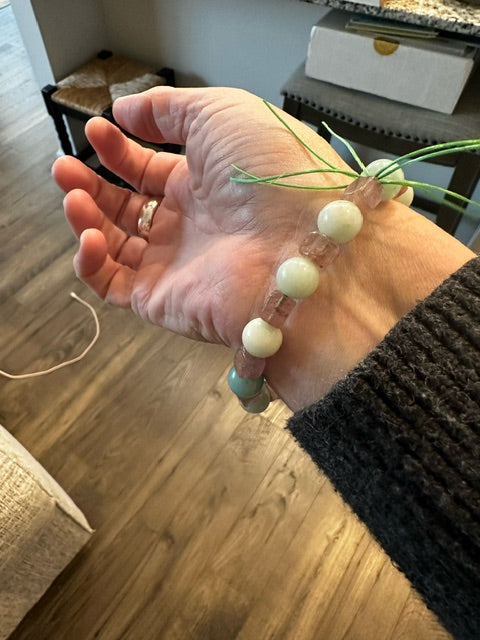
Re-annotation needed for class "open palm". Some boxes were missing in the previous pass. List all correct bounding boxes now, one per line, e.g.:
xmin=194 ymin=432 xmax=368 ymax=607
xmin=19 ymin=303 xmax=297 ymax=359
xmin=53 ymin=87 xmax=349 ymax=346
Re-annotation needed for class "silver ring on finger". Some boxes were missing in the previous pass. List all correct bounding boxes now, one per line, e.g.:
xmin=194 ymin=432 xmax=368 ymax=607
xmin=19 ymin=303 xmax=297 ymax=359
xmin=137 ymin=199 xmax=159 ymax=239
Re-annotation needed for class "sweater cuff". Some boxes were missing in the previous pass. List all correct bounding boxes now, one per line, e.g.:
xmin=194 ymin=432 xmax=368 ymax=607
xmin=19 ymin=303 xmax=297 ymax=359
xmin=287 ymin=257 xmax=480 ymax=640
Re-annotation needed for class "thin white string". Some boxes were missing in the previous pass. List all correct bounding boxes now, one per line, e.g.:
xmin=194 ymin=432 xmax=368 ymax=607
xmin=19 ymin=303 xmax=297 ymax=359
xmin=0 ymin=292 xmax=100 ymax=380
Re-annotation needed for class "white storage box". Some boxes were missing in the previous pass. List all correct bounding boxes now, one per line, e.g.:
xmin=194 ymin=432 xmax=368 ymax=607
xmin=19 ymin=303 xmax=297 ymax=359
xmin=305 ymin=11 xmax=476 ymax=114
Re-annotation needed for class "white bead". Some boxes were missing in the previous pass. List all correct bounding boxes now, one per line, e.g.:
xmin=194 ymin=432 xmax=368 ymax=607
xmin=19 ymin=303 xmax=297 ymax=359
xmin=276 ymin=256 xmax=320 ymax=299
xmin=242 ymin=318 xmax=283 ymax=358
xmin=317 ymin=200 xmax=363 ymax=244
xmin=395 ymin=186 xmax=414 ymax=207
xmin=363 ymin=159 xmax=404 ymax=201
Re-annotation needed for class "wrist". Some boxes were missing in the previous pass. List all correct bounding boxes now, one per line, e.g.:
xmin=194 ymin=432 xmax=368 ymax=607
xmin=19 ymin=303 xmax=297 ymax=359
xmin=264 ymin=199 xmax=475 ymax=411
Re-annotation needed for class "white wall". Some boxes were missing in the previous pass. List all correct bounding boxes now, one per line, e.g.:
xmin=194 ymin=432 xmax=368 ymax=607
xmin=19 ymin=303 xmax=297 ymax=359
xmin=13 ymin=0 xmax=325 ymax=103
xmin=10 ymin=0 xmax=54 ymax=87
xmin=30 ymin=0 xmax=108 ymax=81
xmin=11 ymin=0 xmax=108 ymax=87
xmin=101 ymin=0 xmax=326 ymax=105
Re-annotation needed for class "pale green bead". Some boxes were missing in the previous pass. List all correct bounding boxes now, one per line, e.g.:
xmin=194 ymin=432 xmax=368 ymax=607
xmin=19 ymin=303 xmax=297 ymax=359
xmin=317 ymin=200 xmax=363 ymax=244
xmin=227 ymin=367 xmax=264 ymax=398
xmin=242 ymin=318 xmax=283 ymax=358
xmin=395 ymin=186 xmax=414 ymax=207
xmin=276 ymin=256 xmax=320 ymax=299
xmin=363 ymin=159 xmax=404 ymax=201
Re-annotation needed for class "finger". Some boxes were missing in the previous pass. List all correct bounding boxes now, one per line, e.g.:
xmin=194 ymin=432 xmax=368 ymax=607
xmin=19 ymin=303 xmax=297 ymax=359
xmin=64 ymin=187 xmax=127 ymax=248
xmin=84 ymin=117 xmax=184 ymax=195
xmin=53 ymin=154 xmax=101 ymax=194
xmin=112 ymin=86 xmax=181 ymax=143
xmin=64 ymin=189 xmax=146 ymax=270
xmin=74 ymin=228 xmax=135 ymax=307
xmin=53 ymin=154 xmax=133 ymax=228
xmin=54 ymin=154 xmax=172 ymax=238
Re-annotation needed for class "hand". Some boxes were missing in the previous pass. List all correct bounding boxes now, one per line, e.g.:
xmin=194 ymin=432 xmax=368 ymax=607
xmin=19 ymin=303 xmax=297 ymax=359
xmin=52 ymin=87 xmax=474 ymax=410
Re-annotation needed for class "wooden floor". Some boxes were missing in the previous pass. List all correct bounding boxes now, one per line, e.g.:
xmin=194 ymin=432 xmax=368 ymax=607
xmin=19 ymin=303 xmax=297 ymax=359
xmin=0 ymin=6 xmax=451 ymax=640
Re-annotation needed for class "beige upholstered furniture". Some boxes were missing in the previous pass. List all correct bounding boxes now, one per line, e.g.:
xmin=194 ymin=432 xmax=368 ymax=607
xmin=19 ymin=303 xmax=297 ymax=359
xmin=0 ymin=425 xmax=93 ymax=639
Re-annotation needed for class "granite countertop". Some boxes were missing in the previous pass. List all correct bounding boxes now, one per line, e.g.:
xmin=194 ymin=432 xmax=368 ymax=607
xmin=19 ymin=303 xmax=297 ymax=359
xmin=302 ymin=0 xmax=480 ymax=35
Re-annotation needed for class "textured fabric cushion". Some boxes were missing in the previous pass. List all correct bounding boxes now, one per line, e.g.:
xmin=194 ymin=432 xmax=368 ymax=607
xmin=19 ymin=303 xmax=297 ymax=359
xmin=282 ymin=62 xmax=480 ymax=145
xmin=0 ymin=425 xmax=93 ymax=639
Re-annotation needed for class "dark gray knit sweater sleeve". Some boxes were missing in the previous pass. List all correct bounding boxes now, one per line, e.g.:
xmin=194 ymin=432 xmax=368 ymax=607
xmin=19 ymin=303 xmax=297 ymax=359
xmin=287 ymin=257 xmax=480 ymax=640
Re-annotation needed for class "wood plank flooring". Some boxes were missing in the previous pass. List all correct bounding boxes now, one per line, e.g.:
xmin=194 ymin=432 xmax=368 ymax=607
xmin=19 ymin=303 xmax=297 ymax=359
xmin=0 ymin=6 xmax=451 ymax=639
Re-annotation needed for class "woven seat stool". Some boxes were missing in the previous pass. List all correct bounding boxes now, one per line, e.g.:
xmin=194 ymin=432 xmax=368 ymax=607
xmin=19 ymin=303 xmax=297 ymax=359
xmin=42 ymin=50 xmax=180 ymax=182
xmin=282 ymin=64 xmax=480 ymax=235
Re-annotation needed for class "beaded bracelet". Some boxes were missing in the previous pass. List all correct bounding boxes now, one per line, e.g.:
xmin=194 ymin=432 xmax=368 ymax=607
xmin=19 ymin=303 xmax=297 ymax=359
xmin=228 ymin=164 xmax=412 ymax=413
xmin=227 ymin=102 xmax=480 ymax=413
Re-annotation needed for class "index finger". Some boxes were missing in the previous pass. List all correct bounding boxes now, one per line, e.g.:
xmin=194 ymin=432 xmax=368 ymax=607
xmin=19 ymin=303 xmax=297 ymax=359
xmin=84 ymin=116 xmax=184 ymax=196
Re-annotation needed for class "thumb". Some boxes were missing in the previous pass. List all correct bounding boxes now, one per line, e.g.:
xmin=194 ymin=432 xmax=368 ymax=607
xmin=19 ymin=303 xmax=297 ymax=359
xmin=112 ymin=85 xmax=176 ymax=144
xmin=112 ymin=86 xmax=258 ymax=148
xmin=112 ymin=86 xmax=214 ymax=146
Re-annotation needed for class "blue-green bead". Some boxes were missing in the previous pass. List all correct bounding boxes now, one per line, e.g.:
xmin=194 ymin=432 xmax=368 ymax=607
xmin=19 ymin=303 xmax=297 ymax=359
xmin=228 ymin=367 xmax=264 ymax=399
xmin=240 ymin=385 xmax=271 ymax=413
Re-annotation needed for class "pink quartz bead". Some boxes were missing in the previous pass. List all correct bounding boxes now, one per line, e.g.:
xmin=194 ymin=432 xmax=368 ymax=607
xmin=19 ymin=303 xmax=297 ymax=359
xmin=343 ymin=176 xmax=383 ymax=210
xmin=234 ymin=347 xmax=266 ymax=379
xmin=299 ymin=231 xmax=340 ymax=268
xmin=260 ymin=289 xmax=297 ymax=329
